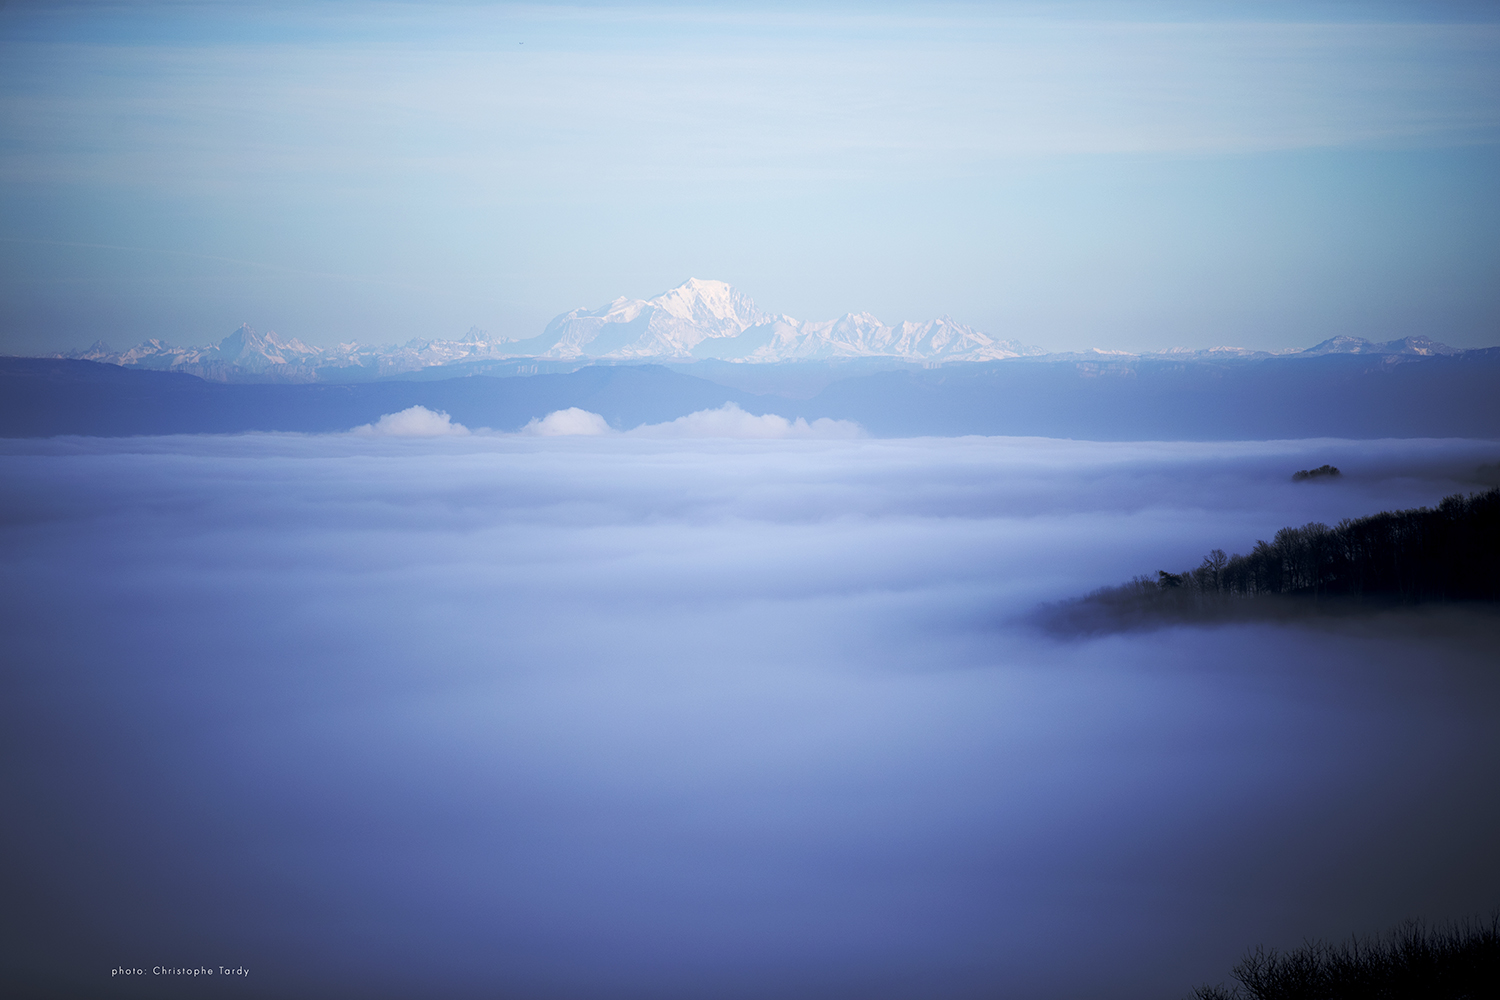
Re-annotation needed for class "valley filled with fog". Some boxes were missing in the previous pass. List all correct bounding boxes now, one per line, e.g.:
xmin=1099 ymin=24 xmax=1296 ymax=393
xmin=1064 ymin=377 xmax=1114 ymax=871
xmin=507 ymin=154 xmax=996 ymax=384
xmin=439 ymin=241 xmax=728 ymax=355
xmin=3 ymin=431 xmax=1498 ymax=999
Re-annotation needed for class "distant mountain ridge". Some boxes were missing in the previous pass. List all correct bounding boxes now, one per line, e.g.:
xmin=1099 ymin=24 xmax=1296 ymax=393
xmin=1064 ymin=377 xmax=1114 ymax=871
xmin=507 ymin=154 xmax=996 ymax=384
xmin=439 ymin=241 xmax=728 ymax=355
xmin=6 ymin=348 xmax=1499 ymax=440
xmin=38 ymin=278 xmax=1485 ymax=383
xmin=45 ymin=279 xmax=1042 ymax=380
xmin=1300 ymin=334 xmax=1461 ymax=357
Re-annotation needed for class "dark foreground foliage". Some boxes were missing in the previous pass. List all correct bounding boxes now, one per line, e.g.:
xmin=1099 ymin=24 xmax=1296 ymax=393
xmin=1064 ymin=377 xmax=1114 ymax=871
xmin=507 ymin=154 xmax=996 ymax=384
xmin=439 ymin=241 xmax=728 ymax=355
xmin=1188 ymin=914 xmax=1500 ymax=1000
xmin=1182 ymin=486 xmax=1498 ymax=601
xmin=1040 ymin=487 xmax=1500 ymax=633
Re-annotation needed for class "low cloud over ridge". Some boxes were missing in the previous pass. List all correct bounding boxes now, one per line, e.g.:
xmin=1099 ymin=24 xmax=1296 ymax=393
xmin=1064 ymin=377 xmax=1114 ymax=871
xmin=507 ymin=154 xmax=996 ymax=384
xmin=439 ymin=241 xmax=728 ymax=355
xmin=512 ymin=402 xmax=863 ymax=439
xmin=521 ymin=406 xmax=614 ymax=436
xmin=352 ymin=404 xmax=470 ymax=437
xmin=628 ymin=402 xmax=862 ymax=439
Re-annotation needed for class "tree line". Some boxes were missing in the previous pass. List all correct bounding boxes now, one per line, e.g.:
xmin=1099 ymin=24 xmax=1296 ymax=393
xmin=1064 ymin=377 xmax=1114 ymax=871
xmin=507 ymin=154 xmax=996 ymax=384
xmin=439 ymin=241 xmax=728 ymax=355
xmin=1146 ymin=486 xmax=1499 ymax=603
xmin=1186 ymin=913 xmax=1500 ymax=1000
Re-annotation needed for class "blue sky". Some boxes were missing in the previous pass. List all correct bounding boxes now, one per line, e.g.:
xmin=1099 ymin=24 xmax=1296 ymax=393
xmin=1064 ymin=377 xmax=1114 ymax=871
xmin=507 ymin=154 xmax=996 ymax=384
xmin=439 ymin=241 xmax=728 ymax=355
xmin=2 ymin=1 xmax=1498 ymax=353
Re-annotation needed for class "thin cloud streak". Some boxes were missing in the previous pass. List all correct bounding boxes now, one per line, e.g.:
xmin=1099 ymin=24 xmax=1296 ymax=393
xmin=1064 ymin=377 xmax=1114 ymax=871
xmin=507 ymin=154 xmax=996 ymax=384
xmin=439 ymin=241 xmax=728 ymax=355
xmin=4 ymin=12 xmax=1498 ymax=192
xmin=5 ymin=2 xmax=1500 ymax=355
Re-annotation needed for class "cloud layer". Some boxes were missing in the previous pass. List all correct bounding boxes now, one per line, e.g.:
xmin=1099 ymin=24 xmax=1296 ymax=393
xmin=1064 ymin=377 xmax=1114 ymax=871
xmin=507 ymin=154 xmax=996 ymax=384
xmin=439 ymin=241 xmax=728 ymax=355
xmin=1 ymin=433 xmax=1498 ymax=998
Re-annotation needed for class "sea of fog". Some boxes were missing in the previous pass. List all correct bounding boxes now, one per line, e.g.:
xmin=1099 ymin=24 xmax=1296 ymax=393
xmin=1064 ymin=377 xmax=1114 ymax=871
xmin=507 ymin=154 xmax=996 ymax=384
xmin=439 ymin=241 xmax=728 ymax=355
xmin=2 ymin=430 xmax=1498 ymax=1000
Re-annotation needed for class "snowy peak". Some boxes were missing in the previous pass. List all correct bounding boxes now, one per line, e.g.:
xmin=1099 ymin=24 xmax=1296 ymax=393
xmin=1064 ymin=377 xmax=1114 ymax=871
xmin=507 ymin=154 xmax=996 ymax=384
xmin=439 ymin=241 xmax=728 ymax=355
xmin=510 ymin=280 xmax=1040 ymax=363
xmin=212 ymin=325 xmax=283 ymax=369
xmin=203 ymin=325 xmax=324 ymax=372
xmin=72 ymin=339 xmax=117 ymax=361
xmin=514 ymin=279 xmax=772 ymax=360
xmin=1302 ymin=335 xmax=1460 ymax=357
xmin=1056 ymin=335 xmax=1467 ymax=362
xmin=648 ymin=278 xmax=766 ymax=330
xmin=56 ymin=324 xmax=371 ymax=382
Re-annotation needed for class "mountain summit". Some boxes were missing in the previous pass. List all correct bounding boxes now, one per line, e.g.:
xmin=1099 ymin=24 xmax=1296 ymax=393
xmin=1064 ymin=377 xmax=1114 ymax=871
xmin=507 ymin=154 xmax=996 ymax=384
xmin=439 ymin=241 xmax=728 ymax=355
xmin=504 ymin=279 xmax=771 ymax=360
xmin=1301 ymin=335 xmax=1461 ymax=357
xmin=503 ymin=279 xmax=1038 ymax=363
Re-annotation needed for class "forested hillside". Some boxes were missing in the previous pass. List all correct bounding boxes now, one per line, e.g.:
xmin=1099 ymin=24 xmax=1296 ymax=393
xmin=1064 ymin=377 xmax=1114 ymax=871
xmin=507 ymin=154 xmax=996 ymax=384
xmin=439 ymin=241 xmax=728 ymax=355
xmin=1044 ymin=487 xmax=1500 ymax=632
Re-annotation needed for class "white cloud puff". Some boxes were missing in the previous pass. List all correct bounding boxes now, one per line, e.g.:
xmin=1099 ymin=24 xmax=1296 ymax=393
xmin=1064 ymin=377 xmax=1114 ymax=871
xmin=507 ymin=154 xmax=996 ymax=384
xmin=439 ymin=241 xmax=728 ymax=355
xmin=353 ymin=405 xmax=470 ymax=437
xmin=517 ymin=403 xmax=860 ymax=439
xmin=629 ymin=402 xmax=862 ymax=439
xmin=522 ymin=407 xmax=613 ymax=436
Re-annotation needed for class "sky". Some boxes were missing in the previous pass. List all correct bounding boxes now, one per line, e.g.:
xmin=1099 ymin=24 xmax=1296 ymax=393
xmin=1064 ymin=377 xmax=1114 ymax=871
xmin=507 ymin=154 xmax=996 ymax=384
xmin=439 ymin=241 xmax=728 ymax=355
xmin=4 ymin=429 xmax=1499 ymax=997
xmin=2 ymin=0 xmax=1500 ymax=354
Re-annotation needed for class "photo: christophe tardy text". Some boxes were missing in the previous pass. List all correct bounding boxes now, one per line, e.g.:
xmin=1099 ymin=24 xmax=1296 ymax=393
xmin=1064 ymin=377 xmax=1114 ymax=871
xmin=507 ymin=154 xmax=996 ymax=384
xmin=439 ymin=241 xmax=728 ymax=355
xmin=112 ymin=965 xmax=249 ymax=978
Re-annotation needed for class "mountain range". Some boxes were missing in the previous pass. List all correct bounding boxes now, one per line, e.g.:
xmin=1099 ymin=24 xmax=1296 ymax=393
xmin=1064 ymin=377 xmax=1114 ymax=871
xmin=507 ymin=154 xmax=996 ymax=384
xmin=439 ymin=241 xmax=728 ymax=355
xmin=39 ymin=278 xmax=1477 ymax=384
xmin=7 ymin=346 xmax=1499 ymax=441
xmin=55 ymin=279 xmax=1047 ymax=380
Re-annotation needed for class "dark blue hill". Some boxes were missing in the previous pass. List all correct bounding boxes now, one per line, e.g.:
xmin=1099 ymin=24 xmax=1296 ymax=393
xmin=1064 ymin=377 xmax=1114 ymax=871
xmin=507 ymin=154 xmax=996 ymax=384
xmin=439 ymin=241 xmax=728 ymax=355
xmin=3 ymin=350 xmax=1497 ymax=439
xmin=0 ymin=359 xmax=761 ymax=437
xmin=788 ymin=350 xmax=1500 ymax=439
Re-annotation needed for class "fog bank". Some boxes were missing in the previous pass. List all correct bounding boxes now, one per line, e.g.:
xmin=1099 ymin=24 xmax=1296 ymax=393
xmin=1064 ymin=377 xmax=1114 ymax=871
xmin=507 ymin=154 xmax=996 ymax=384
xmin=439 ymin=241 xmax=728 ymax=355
xmin=2 ymin=434 xmax=1497 ymax=999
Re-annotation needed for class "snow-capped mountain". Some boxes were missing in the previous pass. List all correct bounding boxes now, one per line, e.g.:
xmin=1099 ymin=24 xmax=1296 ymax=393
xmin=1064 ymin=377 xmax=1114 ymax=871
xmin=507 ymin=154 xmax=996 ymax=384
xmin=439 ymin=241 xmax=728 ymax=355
xmin=67 ymin=326 xmax=348 ymax=381
xmin=1045 ymin=335 xmax=1464 ymax=364
xmin=1300 ymin=335 xmax=1461 ymax=357
xmin=55 ymin=280 xmax=1042 ymax=378
xmin=48 ymin=280 xmax=1472 ymax=382
xmin=59 ymin=324 xmax=519 ymax=380
xmin=507 ymin=279 xmax=772 ymax=360
xmin=505 ymin=279 xmax=1039 ymax=362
